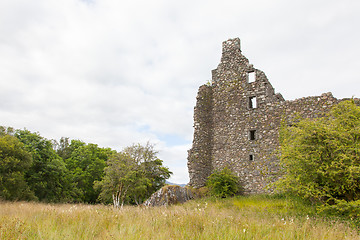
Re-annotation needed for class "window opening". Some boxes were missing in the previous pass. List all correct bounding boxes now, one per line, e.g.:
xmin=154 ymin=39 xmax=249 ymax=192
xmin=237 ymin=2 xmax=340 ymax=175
xmin=249 ymin=154 xmax=254 ymax=161
xmin=250 ymin=130 xmax=256 ymax=140
xmin=249 ymin=96 xmax=257 ymax=109
xmin=248 ymin=72 xmax=255 ymax=83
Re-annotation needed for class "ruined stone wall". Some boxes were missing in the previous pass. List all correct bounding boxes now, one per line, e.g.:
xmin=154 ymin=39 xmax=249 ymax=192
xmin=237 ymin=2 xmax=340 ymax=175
xmin=188 ymin=38 xmax=345 ymax=193
xmin=187 ymin=85 xmax=213 ymax=187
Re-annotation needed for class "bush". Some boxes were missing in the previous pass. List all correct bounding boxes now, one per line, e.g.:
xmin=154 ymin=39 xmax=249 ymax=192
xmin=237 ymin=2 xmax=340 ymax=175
xmin=206 ymin=167 xmax=241 ymax=198
xmin=276 ymin=100 xmax=360 ymax=219
xmin=318 ymin=200 xmax=360 ymax=218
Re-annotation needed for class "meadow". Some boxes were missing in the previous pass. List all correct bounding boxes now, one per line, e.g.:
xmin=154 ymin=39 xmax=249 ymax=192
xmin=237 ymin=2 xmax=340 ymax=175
xmin=0 ymin=195 xmax=359 ymax=240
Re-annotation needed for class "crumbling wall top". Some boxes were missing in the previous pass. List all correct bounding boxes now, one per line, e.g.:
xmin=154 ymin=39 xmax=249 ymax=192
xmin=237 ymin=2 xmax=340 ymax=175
xmin=222 ymin=38 xmax=241 ymax=54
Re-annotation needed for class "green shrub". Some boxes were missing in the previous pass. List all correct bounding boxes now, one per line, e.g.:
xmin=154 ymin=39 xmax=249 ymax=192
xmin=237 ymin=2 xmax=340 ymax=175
xmin=276 ymin=100 xmax=360 ymax=220
xmin=206 ymin=167 xmax=241 ymax=198
xmin=276 ymin=100 xmax=360 ymax=204
xmin=318 ymin=199 xmax=360 ymax=218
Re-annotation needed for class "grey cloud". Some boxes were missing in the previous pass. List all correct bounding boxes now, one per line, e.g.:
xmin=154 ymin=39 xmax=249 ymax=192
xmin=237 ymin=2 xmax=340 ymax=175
xmin=1 ymin=0 xmax=359 ymax=184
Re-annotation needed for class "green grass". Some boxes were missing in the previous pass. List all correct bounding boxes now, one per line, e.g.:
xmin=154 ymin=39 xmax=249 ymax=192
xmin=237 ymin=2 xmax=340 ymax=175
xmin=0 ymin=195 xmax=359 ymax=239
xmin=232 ymin=194 xmax=317 ymax=216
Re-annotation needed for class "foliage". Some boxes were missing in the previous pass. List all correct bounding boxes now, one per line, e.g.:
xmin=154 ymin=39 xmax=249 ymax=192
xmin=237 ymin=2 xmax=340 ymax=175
xmin=14 ymin=129 xmax=73 ymax=202
xmin=95 ymin=152 xmax=137 ymax=207
xmin=317 ymin=199 xmax=360 ymax=219
xmin=124 ymin=142 xmax=172 ymax=204
xmin=96 ymin=142 xmax=172 ymax=207
xmin=206 ymin=167 xmax=240 ymax=198
xmin=0 ymin=133 xmax=35 ymax=201
xmin=53 ymin=137 xmax=74 ymax=160
xmin=64 ymin=140 xmax=113 ymax=203
xmin=276 ymin=100 xmax=360 ymax=216
xmin=0 ymin=126 xmax=172 ymax=204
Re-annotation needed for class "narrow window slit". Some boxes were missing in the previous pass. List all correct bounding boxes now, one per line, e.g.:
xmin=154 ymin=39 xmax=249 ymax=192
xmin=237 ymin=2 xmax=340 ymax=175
xmin=250 ymin=130 xmax=256 ymax=140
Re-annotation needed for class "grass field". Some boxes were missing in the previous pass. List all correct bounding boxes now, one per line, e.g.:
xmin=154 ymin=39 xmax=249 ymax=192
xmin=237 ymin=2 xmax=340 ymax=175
xmin=0 ymin=195 xmax=358 ymax=239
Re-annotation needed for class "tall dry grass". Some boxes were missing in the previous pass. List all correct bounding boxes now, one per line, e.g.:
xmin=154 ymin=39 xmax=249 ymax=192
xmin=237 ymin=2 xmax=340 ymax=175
xmin=0 ymin=196 xmax=358 ymax=239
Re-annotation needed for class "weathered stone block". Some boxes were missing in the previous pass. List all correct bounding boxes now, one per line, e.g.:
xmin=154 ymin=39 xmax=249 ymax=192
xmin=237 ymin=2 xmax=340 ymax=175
xmin=143 ymin=185 xmax=194 ymax=207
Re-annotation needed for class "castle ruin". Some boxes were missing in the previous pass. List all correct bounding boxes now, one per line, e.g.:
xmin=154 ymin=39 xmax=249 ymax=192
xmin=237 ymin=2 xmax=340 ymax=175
xmin=187 ymin=38 xmax=344 ymax=194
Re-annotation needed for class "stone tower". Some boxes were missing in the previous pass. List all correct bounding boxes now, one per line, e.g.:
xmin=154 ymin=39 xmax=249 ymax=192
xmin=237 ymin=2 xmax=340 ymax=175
xmin=188 ymin=38 xmax=341 ymax=193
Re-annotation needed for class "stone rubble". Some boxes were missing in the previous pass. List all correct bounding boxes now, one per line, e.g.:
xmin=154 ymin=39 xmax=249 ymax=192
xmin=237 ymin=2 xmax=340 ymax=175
xmin=143 ymin=185 xmax=194 ymax=207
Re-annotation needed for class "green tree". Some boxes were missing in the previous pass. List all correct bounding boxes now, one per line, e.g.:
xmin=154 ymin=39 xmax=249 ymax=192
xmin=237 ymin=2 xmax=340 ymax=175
xmin=276 ymin=100 xmax=360 ymax=204
xmin=206 ymin=167 xmax=240 ymax=198
xmin=95 ymin=152 xmax=138 ymax=208
xmin=0 ymin=131 xmax=35 ymax=200
xmin=15 ymin=129 xmax=72 ymax=202
xmin=123 ymin=142 xmax=172 ymax=204
xmin=96 ymin=142 xmax=172 ymax=207
xmin=53 ymin=137 xmax=72 ymax=160
xmin=65 ymin=140 xmax=112 ymax=203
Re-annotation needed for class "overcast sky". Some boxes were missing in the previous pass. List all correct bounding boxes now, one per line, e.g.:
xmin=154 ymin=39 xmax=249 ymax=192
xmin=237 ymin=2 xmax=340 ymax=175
xmin=1 ymin=0 xmax=359 ymax=184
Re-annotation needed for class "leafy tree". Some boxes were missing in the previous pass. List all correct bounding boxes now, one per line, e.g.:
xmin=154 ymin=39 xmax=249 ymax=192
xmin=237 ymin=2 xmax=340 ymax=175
xmin=206 ymin=167 xmax=240 ymax=198
xmin=96 ymin=142 xmax=172 ymax=207
xmin=53 ymin=137 xmax=72 ymax=160
xmin=124 ymin=142 xmax=172 ymax=204
xmin=276 ymin=100 xmax=360 ymax=204
xmin=0 ymin=126 xmax=15 ymax=136
xmin=15 ymin=129 xmax=72 ymax=202
xmin=65 ymin=140 xmax=112 ymax=203
xmin=0 ymin=132 xmax=35 ymax=200
xmin=95 ymin=152 xmax=137 ymax=208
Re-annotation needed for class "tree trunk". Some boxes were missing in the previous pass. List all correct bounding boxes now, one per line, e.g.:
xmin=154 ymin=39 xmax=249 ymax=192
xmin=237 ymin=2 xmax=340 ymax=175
xmin=112 ymin=192 xmax=121 ymax=208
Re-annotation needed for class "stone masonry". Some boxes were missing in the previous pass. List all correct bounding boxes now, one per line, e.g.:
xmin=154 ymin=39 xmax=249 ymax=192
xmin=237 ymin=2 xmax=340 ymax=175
xmin=187 ymin=38 xmax=349 ymax=194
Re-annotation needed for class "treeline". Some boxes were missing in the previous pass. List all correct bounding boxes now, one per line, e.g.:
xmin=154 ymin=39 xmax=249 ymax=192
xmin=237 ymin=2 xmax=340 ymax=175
xmin=0 ymin=127 xmax=171 ymax=206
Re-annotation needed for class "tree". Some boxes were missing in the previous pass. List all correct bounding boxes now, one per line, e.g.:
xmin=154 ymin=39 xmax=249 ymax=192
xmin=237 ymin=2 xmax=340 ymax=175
xmin=123 ymin=142 xmax=172 ymax=204
xmin=95 ymin=152 xmax=137 ymax=208
xmin=53 ymin=137 xmax=72 ymax=160
xmin=15 ymin=129 xmax=72 ymax=202
xmin=276 ymin=100 xmax=360 ymax=204
xmin=65 ymin=140 xmax=113 ymax=203
xmin=206 ymin=167 xmax=240 ymax=198
xmin=0 ymin=132 xmax=35 ymax=200
xmin=96 ymin=142 xmax=172 ymax=207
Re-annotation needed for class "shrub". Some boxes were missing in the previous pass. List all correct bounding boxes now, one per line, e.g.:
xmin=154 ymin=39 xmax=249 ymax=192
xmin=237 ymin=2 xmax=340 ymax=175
xmin=318 ymin=199 xmax=360 ymax=218
xmin=276 ymin=100 xmax=360 ymax=219
xmin=206 ymin=167 xmax=241 ymax=198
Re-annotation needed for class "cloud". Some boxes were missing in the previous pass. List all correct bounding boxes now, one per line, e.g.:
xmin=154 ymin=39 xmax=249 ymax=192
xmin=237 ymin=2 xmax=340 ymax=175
xmin=1 ymin=0 xmax=360 ymax=184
